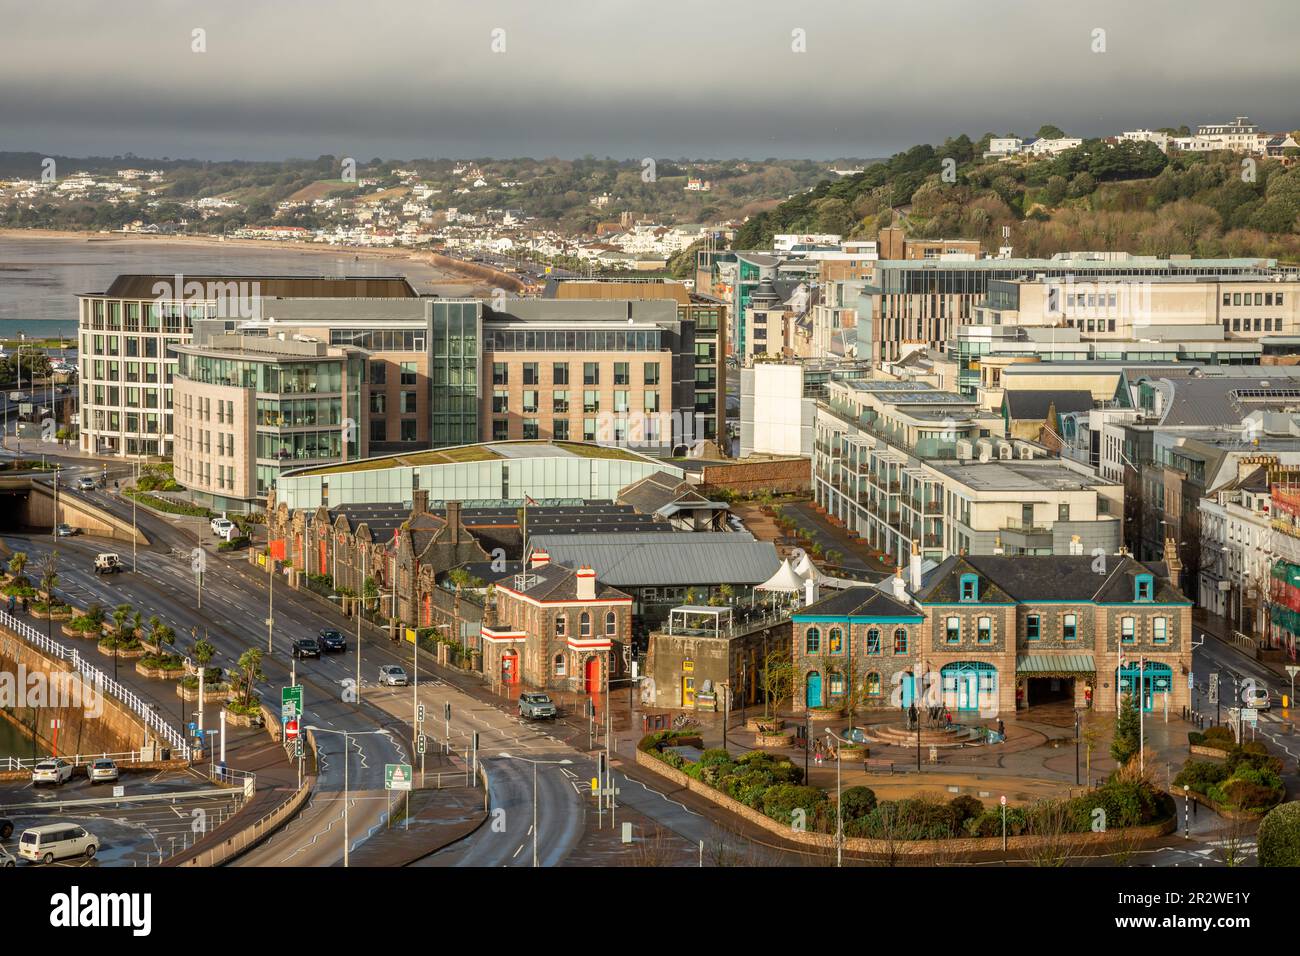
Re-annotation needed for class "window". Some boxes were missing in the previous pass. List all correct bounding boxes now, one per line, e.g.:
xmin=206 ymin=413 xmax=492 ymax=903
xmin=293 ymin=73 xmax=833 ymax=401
xmin=493 ymin=363 xmax=508 ymax=386
xmin=523 ymin=363 xmax=539 ymax=385
xmin=554 ymin=654 xmax=566 ymax=677
xmin=371 ymin=419 xmax=388 ymax=442
xmin=805 ymin=627 xmax=821 ymax=654
xmin=553 ymin=390 xmax=569 ymax=414
xmin=1026 ymin=614 xmax=1040 ymax=640
xmin=977 ymin=616 xmax=992 ymax=643
xmin=1121 ymin=616 xmax=1135 ymax=643
xmin=645 ymin=391 xmax=660 ymax=413
xmin=522 ymin=419 xmax=539 ymax=439
xmin=493 ymin=389 xmax=509 ymax=414
xmin=644 ymin=362 xmax=660 ymax=385
xmin=606 ymin=611 xmax=617 ymax=636
xmin=945 ymin=617 xmax=960 ymax=643
xmin=580 ymin=612 xmax=591 ymax=637
xmin=1153 ymin=616 xmax=1168 ymax=644
xmin=400 ymin=362 xmax=417 ymax=386
xmin=1064 ymin=613 xmax=1078 ymax=641
xmin=828 ymin=627 xmax=843 ymax=654
xmin=614 ymin=390 xmax=629 ymax=413
xmin=866 ymin=628 xmax=881 ymax=655
xmin=583 ymin=418 xmax=597 ymax=442
xmin=828 ymin=672 xmax=845 ymax=696
xmin=893 ymin=628 xmax=908 ymax=654
xmin=401 ymin=420 xmax=417 ymax=442
xmin=401 ymin=392 xmax=418 ymax=414
xmin=370 ymin=363 xmax=386 ymax=385
xmin=554 ymin=614 xmax=566 ymax=637
xmin=553 ymin=362 xmax=569 ymax=385
xmin=1135 ymin=574 xmax=1153 ymax=601
xmin=584 ymin=362 xmax=599 ymax=385
xmin=614 ymin=362 xmax=629 ymax=386
xmin=960 ymin=574 xmax=978 ymax=601
xmin=553 ymin=419 xmax=570 ymax=440
xmin=584 ymin=390 xmax=600 ymax=413
xmin=866 ymin=672 xmax=882 ymax=696
xmin=523 ymin=390 xmax=538 ymax=413
xmin=492 ymin=419 xmax=508 ymax=441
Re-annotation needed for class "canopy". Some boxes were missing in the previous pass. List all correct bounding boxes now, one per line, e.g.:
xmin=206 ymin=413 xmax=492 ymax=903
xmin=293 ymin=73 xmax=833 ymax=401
xmin=756 ymin=558 xmax=806 ymax=593
xmin=792 ymin=552 xmax=832 ymax=584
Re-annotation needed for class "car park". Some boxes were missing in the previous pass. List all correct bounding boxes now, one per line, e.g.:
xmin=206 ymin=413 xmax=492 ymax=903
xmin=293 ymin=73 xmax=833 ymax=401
xmin=18 ymin=824 xmax=99 ymax=864
xmin=378 ymin=665 xmax=408 ymax=686
xmin=292 ymin=638 xmax=321 ymax=659
xmin=518 ymin=692 xmax=557 ymax=719
xmin=31 ymin=758 xmax=73 ymax=786
xmin=87 ymin=758 xmax=119 ymax=784
xmin=317 ymin=629 xmax=346 ymax=652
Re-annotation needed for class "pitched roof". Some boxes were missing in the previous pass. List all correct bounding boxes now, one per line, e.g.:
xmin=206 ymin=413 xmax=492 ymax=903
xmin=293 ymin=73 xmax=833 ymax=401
xmin=618 ymin=471 xmax=707 ymax=515
xmin=793 ymin=586 xmax=922 ymax=621
xmin=916 ymin=554 xmax=1188 ymax=604
xmin=497 ymin=562 xmax=628 ymax=603
xmin=1004 ymin=389 xmax=1094 ymax=421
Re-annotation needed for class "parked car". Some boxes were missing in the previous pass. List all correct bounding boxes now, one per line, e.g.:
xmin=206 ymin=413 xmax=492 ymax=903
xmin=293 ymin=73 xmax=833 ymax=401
xmin=0 ymin=817 xmax=12 ymax=840
xmin=18 ymin=824 xmax=98 ymax=864
xmin=1245 ymin=684 xmax=1272 ymax=712
xmin=518 ymin=692 xmax=557 ymax=720
xmin=55 ymin=523 xmax=76 ymax=537
xmin=317 ymin=629 xmax=346 ymax=653
xmin=94 ymin=552 xmax=124 ymax=575
xmin=378 ymin=665 xmax=408 ymax=686
xmin=76 ymin=476 xmax=96 ymax=491
xmin=87 ymin=758 xmax=118 ymax=784
xmin=291 ymin=638 xmax=321 ymax=660
xmin=0 ymin=845 xmax=15 ymax=868
xmin=210 ymin=518 xmax=235 ymax=538
xmin=31 ymin=758 xmax=73 ymax=786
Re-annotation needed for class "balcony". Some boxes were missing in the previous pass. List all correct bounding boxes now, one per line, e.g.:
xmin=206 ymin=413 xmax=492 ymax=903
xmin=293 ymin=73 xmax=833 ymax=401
xmin=923 ymin=533 xmax=943 ymax=548
xmin=1001 ymin=518 xmax=1052 ymax=550
xmin=924 ymin=500 xmax=943 ymax=515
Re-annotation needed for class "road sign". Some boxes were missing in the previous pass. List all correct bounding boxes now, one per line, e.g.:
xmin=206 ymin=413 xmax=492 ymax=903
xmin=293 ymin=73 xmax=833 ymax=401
xmin=112 ymin=785 xmax=124 ymax=798
xmin=284 ymin=718 xmax=300 ymax=741
xmin=417 ymin=734 xmax=427 ymax=755
xmin=1242 ymin=707 xmax=1259 ymax=725
xmin=1288 ymin=666 xmax=1300 ymax=679
xmin=417 ymin=703 xmax=425 ymax=724
xmin=280 ymin=702 xmax=295 ymax=721
xmin=1188 ymin=672 xmax=1194 ymax=690
xmin=385 ymin=763 xmax=413 ymax=791
xmin=281 ymin=685 xmax=303 ymax=720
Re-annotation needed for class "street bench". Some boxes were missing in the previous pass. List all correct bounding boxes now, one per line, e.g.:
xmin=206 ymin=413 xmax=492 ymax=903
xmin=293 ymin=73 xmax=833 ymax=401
xmin=863 ymin=758 xmax=893 ymax=775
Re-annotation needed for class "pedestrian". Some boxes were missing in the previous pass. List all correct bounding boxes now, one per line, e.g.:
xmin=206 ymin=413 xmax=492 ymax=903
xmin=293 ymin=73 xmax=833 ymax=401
xmin=944 ymin=708 xmax=952 ymax=728
xmin=6 ymin=595 xmax=12 ymax=614
xmin=20 ymin=596 xmax=27 ymax=615
xmin=996 ymin=717 xmax=1005 ymax=740
xmin=908 ymin=701 xmax=918 ymax=729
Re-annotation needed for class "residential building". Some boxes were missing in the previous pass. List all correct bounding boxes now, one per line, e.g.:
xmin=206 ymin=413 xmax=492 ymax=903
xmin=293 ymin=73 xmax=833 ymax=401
xmin=1197 ymin=466 xmax=1273 ymax=639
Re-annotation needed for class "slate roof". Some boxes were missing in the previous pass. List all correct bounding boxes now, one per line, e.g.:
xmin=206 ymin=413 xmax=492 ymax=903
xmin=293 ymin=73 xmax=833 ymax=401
xmin=793 ymin=586 xmax=922 ymax=621
xmin=497 ymin=561 xmax=629 ymax=603
xmin=1003 ymin=389 xmax=1095 ymax=421
xmin=915 ymin=554 xmax=1189 ymax=605
xmin=618 ymin=471 xmax=708 ymax=515
xmin=527 ymin=532 xmax=780 ymax=587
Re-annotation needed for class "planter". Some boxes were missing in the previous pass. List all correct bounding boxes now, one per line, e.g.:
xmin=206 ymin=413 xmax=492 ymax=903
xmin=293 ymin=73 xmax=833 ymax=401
xmin=61 ymin=624 xmax=103 ymax=639
xmin=746 ymin=717 xmax=785 ymax=733
xmin=176 ymin=683 xmax=233 ymax=703
xmin=97 ymin=643 xmax=145 ymax=660
xmin=806 ymin=706 xmax=845 ymax=721
xmin=1189 ymin=744 xmax=1231 ymax=759
xmin=223 ymin=707 xmax=264 ymax=728
xmin=30 ymin=607 xmax=73 ymax=621
xmin=754 ymin=730 xmax=795 ymax=748
xmin=135 ymin=661 xmax=187 ymax=680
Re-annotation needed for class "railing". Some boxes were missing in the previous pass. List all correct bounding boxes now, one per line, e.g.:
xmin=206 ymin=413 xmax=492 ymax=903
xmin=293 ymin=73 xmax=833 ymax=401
xmin=664 ymin=604 xmax=791 ymax=639
xmin=0 ymin=751 xmax=151 ymax=772
xmin=0 ymin=610 xmax=189 ymax=759
xmin=1002 ymin=519 xmax=1050 ymax=534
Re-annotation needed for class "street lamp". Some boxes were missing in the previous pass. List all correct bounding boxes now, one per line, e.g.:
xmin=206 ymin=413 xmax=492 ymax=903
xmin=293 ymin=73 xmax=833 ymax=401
xmin=498 ymin=753 xmax=573 ymax=867
xmin=825 ymin=727 xmax=853 ymax=867
xmin=303 ymin=725 xmax=390 ymax=868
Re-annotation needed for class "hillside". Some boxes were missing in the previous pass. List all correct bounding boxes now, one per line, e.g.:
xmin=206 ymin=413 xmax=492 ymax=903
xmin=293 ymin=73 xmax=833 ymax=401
xmin=735 ymin=134 xmax=1300 ymax=262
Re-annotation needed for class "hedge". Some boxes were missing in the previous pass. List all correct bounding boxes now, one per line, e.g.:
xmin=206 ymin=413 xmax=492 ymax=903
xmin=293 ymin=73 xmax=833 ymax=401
xmin=1258 ymin=802 xmax=1300 ymax=866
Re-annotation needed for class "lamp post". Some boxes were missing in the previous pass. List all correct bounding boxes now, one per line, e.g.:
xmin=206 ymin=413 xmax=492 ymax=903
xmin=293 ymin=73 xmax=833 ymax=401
xmin=498 ymin=753 xmax=573 ymax=867
xmin=303 ymin=726 xmax=388 ymax=868
xmin=825 ymin=727 xmax=855 ymax=867
xmin=1074 ymin=709 xmax=1081 ymax=786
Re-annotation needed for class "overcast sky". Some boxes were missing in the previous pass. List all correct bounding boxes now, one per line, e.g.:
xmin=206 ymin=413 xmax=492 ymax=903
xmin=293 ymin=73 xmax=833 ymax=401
xmin=3 ymin=0 xmax=1298 ymax=162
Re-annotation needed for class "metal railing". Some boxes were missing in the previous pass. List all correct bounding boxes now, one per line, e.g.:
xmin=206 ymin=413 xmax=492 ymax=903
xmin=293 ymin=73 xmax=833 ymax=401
xmin=0 ymin=751 xmax=151 ymax=772
xmin=0 ymin=610 xmax=189 ymax=759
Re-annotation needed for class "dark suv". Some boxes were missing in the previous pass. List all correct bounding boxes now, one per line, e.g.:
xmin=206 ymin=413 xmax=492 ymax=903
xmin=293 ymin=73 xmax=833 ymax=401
xmin=292 ymin=638 xmax=321 ymax=659
xmin=317 ymin=629 xmax=346 ymax=653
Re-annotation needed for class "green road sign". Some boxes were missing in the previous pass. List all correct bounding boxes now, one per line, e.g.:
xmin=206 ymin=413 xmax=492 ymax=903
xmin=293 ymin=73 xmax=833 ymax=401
xmin=385 ymin=763 xmax=413 ymax=791
xmin=282 ymin=685 xmax=303 ymax=720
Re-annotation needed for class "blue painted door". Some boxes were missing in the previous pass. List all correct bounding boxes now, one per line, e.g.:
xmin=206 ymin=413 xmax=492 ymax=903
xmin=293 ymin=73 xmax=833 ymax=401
xmin=806 ymin=671 xmax=822 ymax=709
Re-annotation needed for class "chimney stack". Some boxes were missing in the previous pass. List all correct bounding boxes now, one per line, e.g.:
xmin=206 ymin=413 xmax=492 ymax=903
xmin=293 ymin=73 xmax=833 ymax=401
xmin=804 ymin=576 xmax=819 ymax=606
xmin=909 ymin=539 xmax=922 ymax=592
xmin=576 ymin=565 xmax=597 ymax=601
xmin=446 ymin=500 xmax=461 ymax=544
xmin=412 ymin=489 xmax=428 ymax=515
xmin=531 ymin=549 xmax=551 ymax=570
xmin=1163 ymin=537 xmax=1182 ymax=578
xmin=892 ymin=566 xmax=907 ymax=602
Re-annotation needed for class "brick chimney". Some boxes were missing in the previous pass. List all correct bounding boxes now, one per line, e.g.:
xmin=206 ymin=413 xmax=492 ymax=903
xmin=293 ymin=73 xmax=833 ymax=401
xmin=446 ymin=500 xmax=461 ymax=545
xmin=892 ymin=566 xmax=907 ymax=602
xmin=412 ymin=489 xmax=428 ymax=515
xmin=1163 ymin=537 xmax=1182 ymax=579
xmin=531 ymin=549 xmax=550 ymax=569
xmin=909 ymin=539 xmax=922 ymax=592
xmin=576 ymin=565 xmax=597 ymax=601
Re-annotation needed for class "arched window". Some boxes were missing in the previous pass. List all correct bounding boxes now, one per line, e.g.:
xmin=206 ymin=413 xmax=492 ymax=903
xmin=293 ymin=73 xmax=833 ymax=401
xmin=866 ymin=628 xmax=881 ymax=654
xmin=828 ymin=627 xmax=843 ymax=654
xmin=554 ymin=654 xmax=566 ymax=677
xmin=555 ymin=614 xmax=567 ymax=637
xmin=866 ymin=672 xmax=882 ymax=696
xmin=805 ymin=627 xmax=821 ymax=654
xmin=894 ymin=627 xmax=908 ymax=654
xmin=605 ymin=611 xmax=617 ymax=636
xmin=580 ymin=612 xmax=591 ymax=637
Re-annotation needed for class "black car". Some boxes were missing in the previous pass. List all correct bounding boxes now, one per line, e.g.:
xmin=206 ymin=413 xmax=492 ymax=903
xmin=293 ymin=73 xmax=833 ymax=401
xmin=317 ymin=629 xmax=346 ymax=653
xmin=0 ymin=817 xmax=11 ymax=840
xmin=291 ymin=638 xmax=321 ymax=659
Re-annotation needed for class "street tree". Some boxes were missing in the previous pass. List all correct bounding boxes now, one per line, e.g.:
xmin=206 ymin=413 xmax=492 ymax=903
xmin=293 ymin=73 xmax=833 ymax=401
xmin=1111 ymin=693 xmax=1141 ymax=765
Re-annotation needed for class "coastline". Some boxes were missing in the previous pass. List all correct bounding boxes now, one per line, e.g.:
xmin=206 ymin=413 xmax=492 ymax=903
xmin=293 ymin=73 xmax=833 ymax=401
xmin=0 ymin=227 xmax=504 ymax=290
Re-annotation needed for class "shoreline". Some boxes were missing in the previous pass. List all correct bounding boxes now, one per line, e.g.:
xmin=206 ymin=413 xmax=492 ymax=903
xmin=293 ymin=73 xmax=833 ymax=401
xmin=0 ymin=227 xmax=499 ymax=290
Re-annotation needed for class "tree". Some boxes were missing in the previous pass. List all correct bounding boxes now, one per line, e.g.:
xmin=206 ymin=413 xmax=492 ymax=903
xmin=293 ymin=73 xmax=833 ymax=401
xmin=761 ymin=648 xmax=794 ymax=718
xmin=1043 ymin=175 xmax=1068 ymax=206
xmin=1111 ymin=693 xmax=1141 ymax=764
xmin=7 ymin=551 xmax=27 ymax=579
xmin=1036 ymin=124 xmax=1066 ymax=140
xmin=236 ymin=648 xmax=265 ymax=704
xmin=37 ymin=551 xmax=58 ymax=601
xmin=111 ymin=603 xmax=132 ymax=636
xmin=1257 ymin=801 xmax=1300 ymax=866
xmin=193 ymin=636 xmax=216 ymax=669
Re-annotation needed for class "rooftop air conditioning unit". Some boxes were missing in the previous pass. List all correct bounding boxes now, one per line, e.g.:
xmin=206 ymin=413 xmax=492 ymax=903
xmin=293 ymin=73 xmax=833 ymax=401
xmin=956 ymin=439 xmax=973 ymax=460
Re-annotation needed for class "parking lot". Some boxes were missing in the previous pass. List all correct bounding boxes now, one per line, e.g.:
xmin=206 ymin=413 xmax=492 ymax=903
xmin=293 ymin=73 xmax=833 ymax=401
xmin=0 ymin=766 xmax=244 ymax=867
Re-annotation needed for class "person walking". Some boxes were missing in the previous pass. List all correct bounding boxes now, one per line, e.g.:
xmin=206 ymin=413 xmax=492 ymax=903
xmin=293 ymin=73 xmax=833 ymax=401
xmin=996 ymin=717 xmax=1005 ymax=740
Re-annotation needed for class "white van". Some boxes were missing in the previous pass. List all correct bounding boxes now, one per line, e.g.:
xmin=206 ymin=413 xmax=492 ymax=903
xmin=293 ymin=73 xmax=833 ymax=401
xmin=18 ymin=823 xmax=99 ymax=864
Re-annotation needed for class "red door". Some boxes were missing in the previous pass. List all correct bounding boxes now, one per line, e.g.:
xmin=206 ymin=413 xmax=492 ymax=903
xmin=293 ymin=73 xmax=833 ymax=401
xmin=584 ymin=657 xmax=600 ymax=694
xmin=502 ymin=651 xmax=518 ymax=686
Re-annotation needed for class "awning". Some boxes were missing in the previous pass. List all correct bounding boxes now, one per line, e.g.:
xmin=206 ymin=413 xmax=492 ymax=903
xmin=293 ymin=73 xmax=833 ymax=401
xmin=1017 ymin=653 xmax=1096 ymax=675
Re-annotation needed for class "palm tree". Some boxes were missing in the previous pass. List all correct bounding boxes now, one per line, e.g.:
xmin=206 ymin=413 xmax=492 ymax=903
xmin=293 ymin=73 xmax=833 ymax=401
xmin=37 ymin=551 xmax=59 ymax=603
xmin=7 ymin=551 xmax=27 ymax=580
xmin=236 ymin=648 xmax=265 ymax=705
xmin=111 ymin=603 xmax=131 ymax=639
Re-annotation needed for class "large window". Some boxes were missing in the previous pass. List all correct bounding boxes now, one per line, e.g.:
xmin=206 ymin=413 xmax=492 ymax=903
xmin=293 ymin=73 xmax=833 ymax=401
xmin=894 ymin=628 xmax=908 ymax=654
xmin=1063 ymin=613 xmax=1078 ymax=641
xmin=605 ymin=611 xmax=617 ymax=636
xmin=1121 ymin=616 xmax=1135 ymax=644
xmin=580 ymin=613 xmax=591 ymax=637
xmin=584 ymin=362 xmax=599 ymax=385
xmin=1026 ymin=614 xmax=1040 ymax=640
xmin=554 ymin=614 xmax=566 ymax=637
xmin=553 ymin=362 xmax=569 ymax=385
xmin=805 ymin=627 xmax=821 ymax=654
xmin=866 ymin=628 xmax=881 ymax=655
xmin=945 ymin=617 xmax=960 ymax=644
xmin=828 ymin=627 xmax=843 ymax=654
xmin=1153 ymin=617 xmax=1168 ymax=644
xmin=977 ymin=616 xmax=992 ymax=643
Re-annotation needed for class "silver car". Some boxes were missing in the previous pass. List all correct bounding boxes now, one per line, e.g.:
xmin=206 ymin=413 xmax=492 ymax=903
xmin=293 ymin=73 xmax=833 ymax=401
xmin=378 ymin=665 xmax=408 ymax=686
xmin=87 ymin=758 xmax=118 ymax=784
xmin=0 ymin=845 xmax=15 ymax=868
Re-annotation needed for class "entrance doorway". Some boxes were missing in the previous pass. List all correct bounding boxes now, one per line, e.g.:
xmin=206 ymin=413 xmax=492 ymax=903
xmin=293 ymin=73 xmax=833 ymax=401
xmin=501 ymin=650 xmax=518 ymax=686
xmin=1026 ymin=676 xmax=1074 ymax=707
xmin=584 ymin=657 xmax=601 ymax=694
xmin=805 ymin=671 xmax=822 ymax=709
xmin=682 ymin=675 xmax=696 ymax=707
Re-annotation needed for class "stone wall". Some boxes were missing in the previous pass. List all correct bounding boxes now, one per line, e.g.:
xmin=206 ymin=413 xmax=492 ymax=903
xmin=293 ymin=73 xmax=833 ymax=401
xmin=701 ymin=458 xmax=810 ymax=496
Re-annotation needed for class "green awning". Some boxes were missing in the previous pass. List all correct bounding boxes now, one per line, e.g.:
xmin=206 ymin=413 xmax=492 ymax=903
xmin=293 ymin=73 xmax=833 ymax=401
xmin=1017 ymin=653 xmax=1096 ymax=675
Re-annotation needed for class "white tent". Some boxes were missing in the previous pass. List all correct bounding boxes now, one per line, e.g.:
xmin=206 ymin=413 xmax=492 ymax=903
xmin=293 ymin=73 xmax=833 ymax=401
xmin=756 ymin=558 xmax=806 ymax=593
xmin=792 ymin=552 xmax=832 ymax=584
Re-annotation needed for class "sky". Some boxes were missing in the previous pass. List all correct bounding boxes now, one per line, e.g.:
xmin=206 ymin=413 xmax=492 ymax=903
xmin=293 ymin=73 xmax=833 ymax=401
xmin=2 ymin=0 xmax=1298 ymax=162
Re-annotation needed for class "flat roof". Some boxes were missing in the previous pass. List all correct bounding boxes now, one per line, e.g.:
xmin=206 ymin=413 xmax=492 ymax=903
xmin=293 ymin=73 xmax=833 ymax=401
xmin=287 ymin=440 xmax=658 ymax=477
xmin=931 ymin=460 xmax=1113 ymax=492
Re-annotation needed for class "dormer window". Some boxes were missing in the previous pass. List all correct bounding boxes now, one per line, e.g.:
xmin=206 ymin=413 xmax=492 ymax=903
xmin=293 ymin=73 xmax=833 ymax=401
xmin=959 ymin=574 xmax=979 ymax=602
xmin=1134 ymin=574 xmax=1154 ymax=602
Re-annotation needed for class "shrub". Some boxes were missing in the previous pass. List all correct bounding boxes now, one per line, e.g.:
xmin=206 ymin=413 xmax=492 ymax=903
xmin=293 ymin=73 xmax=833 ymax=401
xmin=218 ymin=536 xmax=251 ymax=552
xmin=948 ymin=794 xmax=985 ymax=825
xmin=1187 ymin=731 xmax=1205 ymax=746
xmin=762 ymin=784 xmax=828 ymax=826
xmin=839 ymin=786 xmax=877 ymax=821
xmin=1173 ymin=760 xmax=1230 ymax=793
xmin=140 ymin=653 xmax=184 ymax=670
xmin=1203 ymin=725 xmax=1235 ymax=743
xmin=1258 ymin=802 xmax=1300 ymax=866
xmin=1217 ymin=777 xmax=1284 ymax=812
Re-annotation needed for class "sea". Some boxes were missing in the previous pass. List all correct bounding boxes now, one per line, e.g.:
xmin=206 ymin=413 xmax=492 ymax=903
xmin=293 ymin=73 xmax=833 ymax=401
xmin=0 ymin=233 xmax=472 ymax=341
